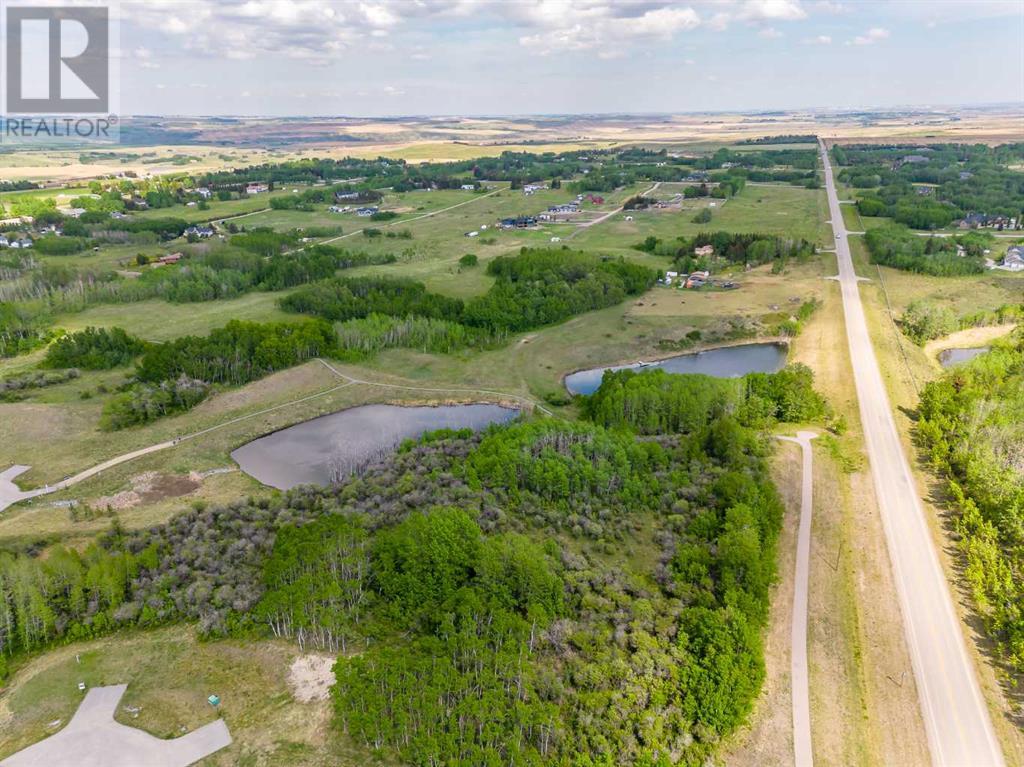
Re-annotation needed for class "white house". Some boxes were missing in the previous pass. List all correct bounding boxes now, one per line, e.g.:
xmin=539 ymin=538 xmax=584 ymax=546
xmin=1000 ymin=246 xmax=1024 ymax=272
xmin=195 ymin=187 xmax=213 ymax=199
xmin=245 ymin=182 xmax=269 ymax=194
xmin=461 ymin=184 xmax=476 ymax=191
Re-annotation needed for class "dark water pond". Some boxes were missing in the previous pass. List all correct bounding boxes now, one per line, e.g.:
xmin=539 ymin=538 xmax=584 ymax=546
xmin=564 ymin=342 xmax=789 ymax=396
xmin=938 ymin=347 xmax=989 ymax=368
xmin=232 ymin=403 xmax=519 ymax=490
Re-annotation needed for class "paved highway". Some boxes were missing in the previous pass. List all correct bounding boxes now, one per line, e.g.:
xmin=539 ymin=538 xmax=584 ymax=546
xmin=820 ymin=140 xmax=1004 ymax=767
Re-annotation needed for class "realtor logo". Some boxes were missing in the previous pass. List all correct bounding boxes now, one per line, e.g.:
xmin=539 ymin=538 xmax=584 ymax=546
xmin=1 ymin=2 xmax=119 ymax=142
xmin=6 ymin=5 xmax=109 ymax=112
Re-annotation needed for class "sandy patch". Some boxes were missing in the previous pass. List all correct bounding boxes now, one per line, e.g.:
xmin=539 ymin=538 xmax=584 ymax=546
xmin=287 ymin=655 xmax=336 ymax=704
xmin=94 ymin=472 xmax=200 ymax=511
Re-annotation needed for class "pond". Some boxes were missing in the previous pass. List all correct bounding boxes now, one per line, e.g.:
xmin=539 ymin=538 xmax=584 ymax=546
xmin=938 ymin=347 xmax=989 ymax=368
xmin=564 ymin=342 xmax=789 ymax=396
xmin=231 ymin=403 xmax=519 ymax=490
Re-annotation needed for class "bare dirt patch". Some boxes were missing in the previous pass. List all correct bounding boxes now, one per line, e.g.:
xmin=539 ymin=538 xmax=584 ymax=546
xmin=287 ymin=655 xmax=336 ymax=704
xmin=94 ymin=472 xmax=200 ymax=511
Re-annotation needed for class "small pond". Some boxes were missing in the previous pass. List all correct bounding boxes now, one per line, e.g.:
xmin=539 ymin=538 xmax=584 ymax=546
xmin=938 ymin=347 xmax=989 ymax=368
xmin=564 ymin=342 xmax=788 ymax=396
xmin=232 ymin=403 xmax=519 ymax=490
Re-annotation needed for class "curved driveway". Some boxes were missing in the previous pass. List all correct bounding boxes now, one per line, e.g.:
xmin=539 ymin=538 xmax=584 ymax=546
xmin=821 ymin=140 xmax=1003 ymax=767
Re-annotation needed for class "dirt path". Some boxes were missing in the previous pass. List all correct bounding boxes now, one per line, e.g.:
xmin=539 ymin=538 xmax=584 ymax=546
xmin=566 ymin=182 xmax=659 ymax=240
xmin=778 ymin=431 xmax=818 ymax=767
xmin=288 ymin=186 xmax=505 ymax=253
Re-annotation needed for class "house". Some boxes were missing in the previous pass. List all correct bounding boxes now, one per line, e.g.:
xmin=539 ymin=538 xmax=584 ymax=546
xmin=523 ymin=183 xmax=547 ymax=194
xmin=900 ymin=154 xmax=929 ymax=165
xmin=11 ymin=238 xmax=32 ymax=249
xmin=328 ymin=205 xmax=347 ymax=213
xmin=246 ymin=182 xmax=269 ymax=195
xmin=195 ymin=187 xmax=213 ymax=199
xmin=694 ymin=244 xmax=714 ymax=257
xmin=498 ymin=216 xmax=537 ymax=229
xmin=184 ymin=225 xmax=215 ymax=238
xmin=460 ymin=184 xmax=476 ymax=191
xmin=0 ymin=236 xmax=8 ymax=247
xmin=158 ymin=252 xmax=183 ymax=265
xmin=110 ymin=211 xmax=128 ymax=220
xmin=685 ymin=270 xmax=710 ymax=289
xmin=335 ymin=191 xmax=360 ymax=201
xmin=355 ymin=207 xmax=379 ymax=217
xmin=958 ymin=212 xmax=988 ymax=229
xmin=1000 ymin=246 xmax=1024 ymax=272
xmin=548 ymin=203 xmax=579 ymax=215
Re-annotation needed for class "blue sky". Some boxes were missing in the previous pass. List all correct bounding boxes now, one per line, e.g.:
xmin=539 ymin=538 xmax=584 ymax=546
xmin=115 ymin=0 xmax=1024 ymax=116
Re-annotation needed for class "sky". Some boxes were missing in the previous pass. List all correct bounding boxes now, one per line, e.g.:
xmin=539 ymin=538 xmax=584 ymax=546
xmin=106 ymin=0 xmax=1024 ymax=116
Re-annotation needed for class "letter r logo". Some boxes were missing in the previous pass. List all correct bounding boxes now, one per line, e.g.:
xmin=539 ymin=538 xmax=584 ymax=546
xmin=6 ymin=6 xmax=109 ymax=113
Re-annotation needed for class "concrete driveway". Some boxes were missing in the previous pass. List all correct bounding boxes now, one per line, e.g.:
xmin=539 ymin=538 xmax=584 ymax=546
xmin=1 ymin=685 xmax=231 ymax=767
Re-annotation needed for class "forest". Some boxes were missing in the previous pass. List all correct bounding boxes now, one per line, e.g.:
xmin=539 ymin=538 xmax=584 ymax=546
xmin=917 ymin=332 xmax=1024 ymax=672
xmin=834 ymin=143 xmax=1024 ymax=228
xmin=636 ymin=231 xmax=816 ymax=273
xmin=283 ymin=248 xmax=657 ymax=337
xmin=99 ymin=319 xmax=336 ymax=429
xmin=863 ymin=225 xmax=986 ymax=276
xmin=0 ymin=363 xmax=827 ymax=765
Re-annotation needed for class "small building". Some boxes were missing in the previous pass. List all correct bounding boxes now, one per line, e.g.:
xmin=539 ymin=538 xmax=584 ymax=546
xmin=195 ymin=187 xmax=213 ymax=199
xmin=0 ymin=236 xmax=8 ymax=247
xmin=186 ymin=201 xmax=197 ymax=207
xmin=158 ymin=252 xmax=183 ymax=265
xmin=694 ymin=244 xmax=714 ymax=257
xmin=246 ymin=182 xmax=269 ymax=195
xmin=184 ymin=225 xmax=214 ymax=238
xmin=1000 ymin=246 xmax=1024 ymax=272
xmin=460 ymin=184 xmax=476 ymax=191
xmin=328 ymin=205 xmax=347 ymax=213
xmin=11 ymin=238 xmax=32 ymax=249
xmin=355 ymin=206 xmax=379 ymax=217
xmin=110 ymin=211 xmax=128 ymax=220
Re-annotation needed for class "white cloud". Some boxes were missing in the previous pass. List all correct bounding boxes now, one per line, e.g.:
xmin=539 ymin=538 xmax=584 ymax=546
xmin=803 ymin=34 xmax=831 ymax=44
xmin=519 ymin=5 xmax=700 ymax=54
xmin=133 ymin=45 xmax=160 ymax=69
xmin=738 ymin=0 xmax=806 ymax=21
xmin=759 ymin=26 xmax=783 ymax=38
xmin=850 ymin=27 xmax=889 ymax=45
xmin=383 ymin=85 xmax=405 ymax=96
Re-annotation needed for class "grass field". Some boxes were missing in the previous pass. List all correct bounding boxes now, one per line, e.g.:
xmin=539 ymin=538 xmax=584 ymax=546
xmin=570 ymin=184 xmax=831 ymax=251
xmin=0 ymin=625 xmax=362 ymax=767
